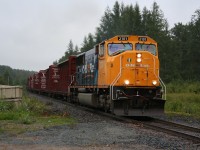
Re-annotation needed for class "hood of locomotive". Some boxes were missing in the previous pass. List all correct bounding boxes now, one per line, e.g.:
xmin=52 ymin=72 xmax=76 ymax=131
xmin=108 ymin=51 xmax=160 ymax=87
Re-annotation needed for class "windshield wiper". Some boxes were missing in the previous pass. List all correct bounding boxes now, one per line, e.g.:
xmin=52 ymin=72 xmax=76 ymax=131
xmin=110 ymin=49 xmax=125 ymax=56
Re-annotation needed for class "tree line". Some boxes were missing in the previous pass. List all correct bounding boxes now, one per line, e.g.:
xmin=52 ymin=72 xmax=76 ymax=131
xmin=0 ymin=65 xmax=35 ymax=86
xmin=54 ymin=1 xmax=199 ymax=83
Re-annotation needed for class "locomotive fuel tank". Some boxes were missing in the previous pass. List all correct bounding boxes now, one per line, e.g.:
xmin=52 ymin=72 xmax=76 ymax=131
xmin=78 ymin=93 xmax=97 ymax=107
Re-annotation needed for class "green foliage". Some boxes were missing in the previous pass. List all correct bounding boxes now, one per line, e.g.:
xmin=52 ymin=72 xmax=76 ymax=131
xmin=165 ymin=81 xmax=200 ymax=117
xmin=169 ymin=9 xmax=200 ymax=82
xmin=165 ymin=93 xmax=200 ymax=117
xmin=0 ymin=101 xmax=14 ymax=112
xmin=95 ymin=2 xmax=168 ymax=41
xmin=19 ymin=112 xmax=35 ymax=124
xmin=0 ymin=94 xmax=75 ymax=125
xmin=0 ymin=65 xmax=35 ymax=86
xmin=0 ymin=112 xmax=19 ymax=120
xmin=38 ymin=116 xmax=76 ymax=128
xmin=0 ymin=95 xmax=76 ymax=135
xmin=0 ymin=96 xmax=45 ymax=124
xmin=81 ymin=33 xmax=95 ymax=52
xmin=20 ymin=96 xmax=46 ymax=115
xmin=166 ymin=81 xmax=200 ymax=93
xmin=57 ymin=40 xmax=79 ymax=63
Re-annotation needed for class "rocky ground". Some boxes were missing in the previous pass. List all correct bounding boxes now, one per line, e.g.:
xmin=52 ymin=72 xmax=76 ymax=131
xmin=0 ymin=93 xmax=199 ymax=150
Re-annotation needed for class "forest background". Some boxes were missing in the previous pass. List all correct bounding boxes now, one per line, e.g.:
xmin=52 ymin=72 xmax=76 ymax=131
xmin=1 ymin=1 xmax=200 ymax=88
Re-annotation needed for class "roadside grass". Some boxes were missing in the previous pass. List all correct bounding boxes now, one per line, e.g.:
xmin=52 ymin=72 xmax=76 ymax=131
xmin=166 ymin=81 xmax=200 ymax=93
xmin=165 ymin=81 xmax=200 ymax=118
xmin=0 ymin=95 xmax=76 ymax=135
xmin=37 ymin=116 xmax=76 ymax=128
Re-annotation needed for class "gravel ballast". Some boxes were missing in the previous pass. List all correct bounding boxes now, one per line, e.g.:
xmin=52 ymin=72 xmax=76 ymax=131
xmin=0 ymin=93 xmax=198 ymax=150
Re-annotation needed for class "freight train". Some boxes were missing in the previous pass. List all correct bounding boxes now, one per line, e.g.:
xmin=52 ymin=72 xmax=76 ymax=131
xmin=27 ymin=35 xmax=166 ymax=116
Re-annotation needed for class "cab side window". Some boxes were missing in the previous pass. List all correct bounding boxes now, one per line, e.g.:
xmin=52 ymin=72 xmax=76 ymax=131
xmin=99 ymin=43 xmax=105 ymax=57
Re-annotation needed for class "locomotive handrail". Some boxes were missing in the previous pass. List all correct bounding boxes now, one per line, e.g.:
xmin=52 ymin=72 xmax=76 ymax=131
xmin=69 ymin=73 xmax=76 ymax=86
xmin=110 ymin=56 xmax=122 ymax=100
xmin=152 ymin=56 xmax=166 ymax=100
xmin=159 ymin=77 xmax=167 ymax=100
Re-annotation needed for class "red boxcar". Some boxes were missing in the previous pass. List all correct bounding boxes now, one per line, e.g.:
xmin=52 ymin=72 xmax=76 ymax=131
xmin=38 ymin=70 xmax=47 ymax=91
xmin=46 ymin=65 xmax=60 ymax=94
xmin=33 ymin=73 xmax=40 ymax=91
xmin=57 ymin=56 xmax=76 ymax=97
xmin=27 ymin=56 xmax=76 ymax=98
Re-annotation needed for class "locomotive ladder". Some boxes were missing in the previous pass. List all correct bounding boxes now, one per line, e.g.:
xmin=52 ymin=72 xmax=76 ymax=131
xmin=159 ymin=77 xmax=166 ymax=100
xmin=110 ymin=56 xmax=122 ymax=100
xmin=152 ymin=56 xmax=166 ymax=100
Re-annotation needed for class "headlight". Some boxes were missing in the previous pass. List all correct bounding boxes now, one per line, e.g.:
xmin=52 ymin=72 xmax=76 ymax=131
xmin=152 ymin=80 xmax=157 ymax=85
xmin=137 ymin=58 xmax=142 ymax=63
xmin=137 ymin=53 xmax=142 ymax=58
xmin=124 ymin=80 xmax=130 ymax=85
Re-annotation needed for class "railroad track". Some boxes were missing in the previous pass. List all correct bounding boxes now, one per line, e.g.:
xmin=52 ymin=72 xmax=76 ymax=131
xmin=71 ymin=104 xmax=200 ymax=145
xmin=29 ymin=93 xmax=200 ymax=145
xmin=61 ymin=100 xmax=200 ymax=144
xmin=140 ymin=117 xmax=200 ymax=144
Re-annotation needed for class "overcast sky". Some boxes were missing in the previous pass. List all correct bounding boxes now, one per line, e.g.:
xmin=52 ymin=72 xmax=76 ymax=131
xmin=0 ymin=0 xmax=200 ymax=71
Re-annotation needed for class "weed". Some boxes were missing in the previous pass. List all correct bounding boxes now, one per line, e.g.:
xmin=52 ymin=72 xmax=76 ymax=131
xmin=0 ymin=94 xmax=76 ymax=135
xmin=37 ymin=116 xmax=77 ymax=127
xmin=0 ymin=101 xmax=14 ymax=112
xmin=20 ymin=96 xmax=46 ymax=115
xmin=19 ymin=113 xmax=36 ymax=124
xmin=165 ymin=93 xmax=200 ymax=117
xmin=0 ymin=112 xmax=19 ymax=120
xmin=166 ymin=81 xmax=200 ymax=93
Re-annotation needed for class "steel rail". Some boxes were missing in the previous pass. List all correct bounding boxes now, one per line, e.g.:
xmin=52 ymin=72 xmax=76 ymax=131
xmin=141 ymin=120 xmax=200 ymax=144
xmin=150 ymin=118 xmax=200 ymax=133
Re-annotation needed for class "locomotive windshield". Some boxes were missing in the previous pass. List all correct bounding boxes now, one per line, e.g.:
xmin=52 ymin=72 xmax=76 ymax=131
xmin=135 ymin=43 xmax=157 ymax=56
xmin=108 ymin=43 xmax=132 ymax=56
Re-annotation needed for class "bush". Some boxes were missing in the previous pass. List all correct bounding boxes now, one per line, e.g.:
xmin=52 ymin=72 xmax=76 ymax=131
xmin=0 ymin=101 xmax=14 ymax=112
xmin=0 ymin=96 xmax=45 ymax=124
xmin=0 ymin=112 xmax=19 ymax=120
xmin=20 ymin=96 xmax=46 ymax=115
xmin=19 ymin=113 xmax=35 ymax=124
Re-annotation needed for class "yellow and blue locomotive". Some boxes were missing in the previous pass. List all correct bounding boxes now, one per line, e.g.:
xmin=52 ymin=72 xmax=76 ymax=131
xmin=69 ymin=35 xmax=166 ymax=116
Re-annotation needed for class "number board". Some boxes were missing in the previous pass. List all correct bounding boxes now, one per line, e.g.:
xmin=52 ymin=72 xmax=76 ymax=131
xmin=138 ymin=37 xmax=147 ymax=42
xmin=118 ymin=36 xmax=128 ymax=41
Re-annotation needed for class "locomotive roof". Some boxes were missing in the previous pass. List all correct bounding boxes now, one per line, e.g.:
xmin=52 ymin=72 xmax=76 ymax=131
xmin=106 ymin=35 xmax=157 ymax=43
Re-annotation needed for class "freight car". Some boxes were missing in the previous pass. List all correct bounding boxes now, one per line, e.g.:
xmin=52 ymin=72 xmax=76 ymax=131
xmin=28 ymin=56 xmax=76 ymax=98
xmin=28 ymin=35 xmax=166 ymax=116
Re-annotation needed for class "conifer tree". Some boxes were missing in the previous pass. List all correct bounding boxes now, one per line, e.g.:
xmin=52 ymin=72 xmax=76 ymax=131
xmin=58 ymin=40 xmax=75 ymax=63
xmin=81 ymin=36 xmax=89 ymax=52
xmin=74 ymin=45 xmax=79 ymax=55
xmin=68 ymin=40 xmax=74 ymax=56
